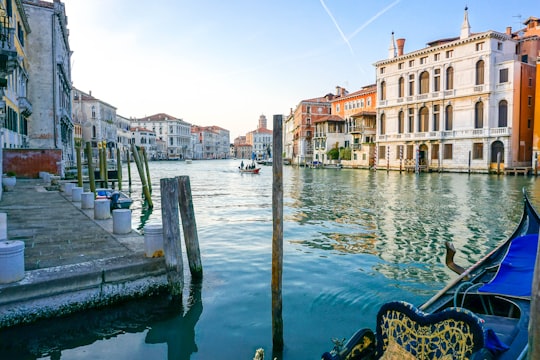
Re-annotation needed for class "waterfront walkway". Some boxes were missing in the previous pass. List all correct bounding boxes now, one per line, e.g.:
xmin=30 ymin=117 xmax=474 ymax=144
xmin=0 ymin=179 xmax=166 ymax=328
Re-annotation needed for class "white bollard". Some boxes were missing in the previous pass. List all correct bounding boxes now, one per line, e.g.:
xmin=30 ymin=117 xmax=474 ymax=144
xmin=64 ymin=182 xmax=75 ymax=195
xmin=144 ymin=223 xmax=164 ymax=258
xmin=0 ymin=213 xmax=6 ymax=240
xmin=72 ymin=186 xmax=83 ymax=202
xmin=112 ymin=209 xmax=132 ymax=234
xmin=81 ymin=192 xmax=95 ymax=209
xmin=94 ymin=199 xmax=111 ymax=220
xmin=0 ymin=240 xmax=25 ymax=283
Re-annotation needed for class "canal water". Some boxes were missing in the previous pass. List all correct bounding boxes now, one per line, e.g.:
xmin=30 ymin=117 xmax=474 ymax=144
xmin=2 ymin=159 xmax=539 ymax=359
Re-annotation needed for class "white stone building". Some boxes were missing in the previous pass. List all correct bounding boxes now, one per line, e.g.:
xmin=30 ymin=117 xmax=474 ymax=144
xmin=132 ymin=113 xmax=192 ymax=160
xmin=71 ymin=88 xmax=117 ymax=161
xmin=130 ymin=126 xmax=156 ymax=158
xmin=24 ymin=0 xmax=73 ymax=165
xmin=374 ymin=9 xmax=534 ymax=173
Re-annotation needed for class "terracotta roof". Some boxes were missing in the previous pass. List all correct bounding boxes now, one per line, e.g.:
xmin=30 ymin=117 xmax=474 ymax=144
xmin=314 ymin=115 xmax=344 ymax=123
xmin=351 ymin=111 xmax=376 ymax=117
xmin=138 ymin=113 xmax=180 ymax=122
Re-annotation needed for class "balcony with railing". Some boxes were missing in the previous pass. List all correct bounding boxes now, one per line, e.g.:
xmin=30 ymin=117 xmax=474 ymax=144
xmin=0 ymin=15 xmax=16 ymax=80
xmin=18 ymin=96 xmax=32 ymax=117
xmin=379 ymin=127 xmax=511 ymax=142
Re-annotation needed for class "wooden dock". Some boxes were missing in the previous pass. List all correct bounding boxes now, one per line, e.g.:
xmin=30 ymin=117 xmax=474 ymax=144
xmin=503 ymin=167 xmax=531 ymax=176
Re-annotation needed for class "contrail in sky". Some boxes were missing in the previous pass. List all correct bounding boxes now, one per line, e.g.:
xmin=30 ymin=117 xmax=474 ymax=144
xmin=347 ymin=0 xmax=402 ymax=41
xmin=319 ymin=0 xmax=355 ymax=56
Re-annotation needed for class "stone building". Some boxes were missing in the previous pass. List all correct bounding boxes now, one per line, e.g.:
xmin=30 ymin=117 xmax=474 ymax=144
xmin=1 ymin=0 xmax=32 ymax=150
xmin=71 ymin=88 xmax=117 ymax=161
xmin=191 ymin=125 xmax=230 ymax=159
xmin=246 ymin=115 xmax=272 ymax=160
xmin=23 ymin=0 xmax=73 ymax=167
xmin=289 ymin=95 xmax=332 ymax=165
xmin=132 ymin=113 xmax=192 ymax=160
xmin=374 ymin=8 xmax=538 ymax=173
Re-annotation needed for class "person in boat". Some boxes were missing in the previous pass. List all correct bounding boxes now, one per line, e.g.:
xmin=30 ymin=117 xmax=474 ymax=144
xmin=240 ymin=160 xmax=244 ymax=169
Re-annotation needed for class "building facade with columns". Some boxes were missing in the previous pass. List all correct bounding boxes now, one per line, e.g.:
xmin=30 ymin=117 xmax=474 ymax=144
xmin=374 ymin=9 xmax=538 ymax=173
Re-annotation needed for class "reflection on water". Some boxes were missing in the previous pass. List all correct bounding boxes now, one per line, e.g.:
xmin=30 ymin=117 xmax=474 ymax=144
xmin=1 ymin=160 xmax=538 ymax=359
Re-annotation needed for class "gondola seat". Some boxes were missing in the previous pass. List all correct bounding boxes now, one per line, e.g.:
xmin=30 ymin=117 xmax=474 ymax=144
xmin=322 ymin=301 xmax=491 ymax=360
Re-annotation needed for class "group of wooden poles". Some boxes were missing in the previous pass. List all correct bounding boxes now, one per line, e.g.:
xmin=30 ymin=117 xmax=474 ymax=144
xmin=73 ymin=142 xmax=154 ymax=208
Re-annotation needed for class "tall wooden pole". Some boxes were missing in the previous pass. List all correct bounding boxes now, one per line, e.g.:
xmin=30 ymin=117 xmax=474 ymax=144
xmin=160 ymin=178 xmax=184 ymax=300
xmin=126 ymin=149 xmax=132 ymax=189
xmin=142 ymin=147 xmax=152 ymax=193
xmin=528 ymin=236 xmax=540 ymax=359
xmin=116 ymin=147 xmax=122 ymax=191
xmin=131 ymin=143 xmax=153 ymax=207
xmin=103 ymin=141 xmax=109 ymax=187
xmin=177 ymin=176 xmax=202 ymax=279
xmin=76 ymin=145 xmax=83 ymax=188
xmin=272 ymin=114 xmax=284 ymax=352
xmin=85 ymin=142 xmax=96 ymax=194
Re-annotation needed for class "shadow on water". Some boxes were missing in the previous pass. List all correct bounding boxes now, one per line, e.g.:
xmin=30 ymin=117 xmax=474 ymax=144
xmin=0 ymin=281 xmax=203 ymax=360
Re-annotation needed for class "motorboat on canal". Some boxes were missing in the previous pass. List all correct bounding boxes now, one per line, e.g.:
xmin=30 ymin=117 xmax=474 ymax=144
xmin=239 ymin=167 xmax=261 ymax=174
xmin=239 ymin=161 xmax=261 ymax=174
xmin=322 ymin=190 xmax=540 ymax=360
xmin=96 ymin=188 xmax=133 ymax=210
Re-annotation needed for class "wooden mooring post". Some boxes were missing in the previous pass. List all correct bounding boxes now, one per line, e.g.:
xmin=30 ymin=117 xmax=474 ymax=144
xmin=131 ymin=143 xmax=153 ymax=207
xmin=116 ymin=147 xmax=122 ymax=191
xmin=272 ymin=114 xmax=284 ymax=353
xmin=76 ymin=145 xmax=83 ymax=188
xmin=86 ymin=142 xmax=96 ymax=193
xmin=141 ymin=147 xmax=152 ymax=193
xmin=126 ymin=149 xmax=132 ymax=189
xmin=176 ymin=176 xmax=203 ymax=279
xmin=160 ymin=178 xmax=184 ymax=299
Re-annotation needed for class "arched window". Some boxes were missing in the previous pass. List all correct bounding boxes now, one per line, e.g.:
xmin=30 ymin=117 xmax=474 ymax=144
xmin=380 ymin=81 xmax=386 ymax=100
xmin=445 ymin=105 xmax=453 ymax=130
xmin=92 ymin=125 xmax=96 ymax=138
xmin=446 ymin=67 xmax=454 ymax=90
xmin=476 ymin=60 xmax=485 ymax=85
xmin=380 ymin=113 xmax=386 ymax=135
xmin=491 ymin=141 xmax=504 ymax=163
xmin=418 ymin=107 xmax=429 ymax=132
xmin=419 ymin=71 xmax=430 ymax=94
xmin=398 ymin=111 xmax=404 ymax=134
xmin=475 ymin=101 xmax=484 ymax=128
xmin=398 ymin=77 xmax=404 ymax=98
xmin=498 ymin=100 xmax=508 ymax=127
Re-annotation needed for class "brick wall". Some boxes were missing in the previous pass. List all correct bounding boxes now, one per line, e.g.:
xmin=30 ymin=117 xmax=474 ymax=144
xmin=2 ymin=149 xmax=62 ymax=178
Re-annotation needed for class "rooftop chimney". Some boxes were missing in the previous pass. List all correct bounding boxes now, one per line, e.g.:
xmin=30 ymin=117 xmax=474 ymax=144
xmin=396 ymin=38 xmax=405 ymax=56
xmin=506 ymin=26 xmax=512 ymax=35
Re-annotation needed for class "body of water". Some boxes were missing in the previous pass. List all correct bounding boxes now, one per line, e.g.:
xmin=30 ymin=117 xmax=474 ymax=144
xmin=2 ymin=159 xmax=538 ymax=359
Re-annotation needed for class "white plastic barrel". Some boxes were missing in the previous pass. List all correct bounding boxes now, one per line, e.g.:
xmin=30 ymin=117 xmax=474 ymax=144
xmin=72 ymin=186 xmax=83 ymax=202
xmin=0 ymin=240 xmax=25 ymax=283
xmin=64 ymin=182 xmax=75 ymax=195
xmin=94 ymin=199 xmax=111 ymax=219
xmin=0 ymin=213 xmax=6 ymax=240
xmin=113 ymin=209 xmax=132 ymax=234
xmin=81 ymin=192 xmax=94 ymax=209
xmin=144 ymin=223 xmax=164 ymax=258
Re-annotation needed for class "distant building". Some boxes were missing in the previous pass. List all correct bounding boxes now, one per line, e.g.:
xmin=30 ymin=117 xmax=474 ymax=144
xmin=130 ymin=126 xmax=156 ymax=159
xmin=115 ymin=114 xmax=131 ymax=160
xmin=24 ymin=0 xmax=73 ymax=166
xmin=289 ymin=95 xmax=332 ymax=165
xmin=132 ymin=113 xmax=192 ymax=160
xmin=71 ymin=88 xmax=117 ymax=161
xmin=233 ymin=135 xmax=252 ymax=159
xmin=334 ymin=84 xmax=377 ymax=168
xmin=374 ymin=9 xmax=539 ymax=172
xmin=246 ymin=114 xmax=272 ymax=160
xmin=191 ymin=125 xmax=230 ymax=159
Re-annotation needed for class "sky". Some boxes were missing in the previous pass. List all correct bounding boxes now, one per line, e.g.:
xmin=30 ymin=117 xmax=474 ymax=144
xmin=62 ymin=0 xmax=539 ymax=139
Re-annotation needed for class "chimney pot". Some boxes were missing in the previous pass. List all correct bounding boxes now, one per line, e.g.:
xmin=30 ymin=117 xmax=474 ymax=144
xmin=506 ymin=26 xmax=512 ymax=35
xmin=396 ymin=38 xmax=405 ymax=56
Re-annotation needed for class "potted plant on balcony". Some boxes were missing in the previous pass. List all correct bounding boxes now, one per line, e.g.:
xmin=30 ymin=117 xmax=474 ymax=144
xmin=2 ymin=171 xmax=16 ymax=191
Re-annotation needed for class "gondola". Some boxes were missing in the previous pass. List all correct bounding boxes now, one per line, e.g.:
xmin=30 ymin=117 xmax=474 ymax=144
xmin=322 ymin=189 xmax=540 ymax=360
